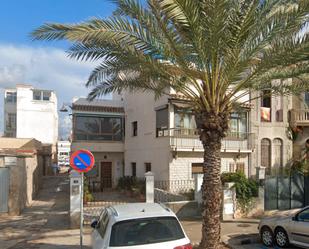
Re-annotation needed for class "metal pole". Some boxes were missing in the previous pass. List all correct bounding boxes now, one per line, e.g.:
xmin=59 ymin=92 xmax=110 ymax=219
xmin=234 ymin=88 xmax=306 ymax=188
xmin=80 ymin=172 xmax=84 ymax=249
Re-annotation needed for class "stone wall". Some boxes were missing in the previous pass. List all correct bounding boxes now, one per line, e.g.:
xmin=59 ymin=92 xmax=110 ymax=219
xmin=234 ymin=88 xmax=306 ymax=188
xmin=2 ymin=155 xmax=43 ymax=215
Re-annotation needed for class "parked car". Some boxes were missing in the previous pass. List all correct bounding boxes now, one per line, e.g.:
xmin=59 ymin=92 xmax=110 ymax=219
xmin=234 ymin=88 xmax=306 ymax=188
xmin=91 ymin=203 xmax=192 ymax=249
xmin=259 ymin=206 xmax=309 ymax=248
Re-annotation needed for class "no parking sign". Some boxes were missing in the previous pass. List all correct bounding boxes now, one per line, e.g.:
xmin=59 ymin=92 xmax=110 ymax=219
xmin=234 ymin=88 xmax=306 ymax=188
xmin=70 ymin=149 xmax=95 ymax=173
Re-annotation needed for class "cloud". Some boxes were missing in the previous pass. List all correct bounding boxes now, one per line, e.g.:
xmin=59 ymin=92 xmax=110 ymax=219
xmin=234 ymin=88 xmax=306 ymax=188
xmin=0 ymin=43 xmax=98 ymax=137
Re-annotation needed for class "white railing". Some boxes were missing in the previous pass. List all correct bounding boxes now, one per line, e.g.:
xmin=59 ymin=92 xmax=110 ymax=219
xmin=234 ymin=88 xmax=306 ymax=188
xmin=158 ymin=128 xmax=254 ymax=152
xmin=290 ymin=109 xmax=309 ymax=125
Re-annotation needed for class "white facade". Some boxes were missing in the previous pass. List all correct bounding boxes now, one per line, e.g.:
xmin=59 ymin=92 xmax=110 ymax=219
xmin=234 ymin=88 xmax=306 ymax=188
xmin=72 ymin=81 xmax=309 ymax=187
xmin=57 ymin=141 xmax=71 ymax=166
xmin=4 ymin=85 xmax=58 ymax=147
xmin=71 ymin=98 xmax=125 ymax=189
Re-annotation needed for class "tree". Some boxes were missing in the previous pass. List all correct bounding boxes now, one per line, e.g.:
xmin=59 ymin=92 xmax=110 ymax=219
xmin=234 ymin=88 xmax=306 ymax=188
xmin=32 ymin=1 xmax=309 ymax=248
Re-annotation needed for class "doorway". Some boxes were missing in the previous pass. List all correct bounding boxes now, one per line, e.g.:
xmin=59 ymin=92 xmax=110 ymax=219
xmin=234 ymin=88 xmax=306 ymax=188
xmin=100 ymin=162 xmax=112 ymax=190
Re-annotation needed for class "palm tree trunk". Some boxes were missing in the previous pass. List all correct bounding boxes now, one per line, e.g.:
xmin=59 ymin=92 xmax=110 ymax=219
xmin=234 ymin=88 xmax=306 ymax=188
xmin=199 ymin=134 xmax=222 ymax=249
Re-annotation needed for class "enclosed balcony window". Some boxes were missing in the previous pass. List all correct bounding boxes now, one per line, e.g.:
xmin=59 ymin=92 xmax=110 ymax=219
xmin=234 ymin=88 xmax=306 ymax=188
xmin=174 ymin=107 xmax=196 ymax=130
xmin=74 ymin=115 xmax=124 ymax=141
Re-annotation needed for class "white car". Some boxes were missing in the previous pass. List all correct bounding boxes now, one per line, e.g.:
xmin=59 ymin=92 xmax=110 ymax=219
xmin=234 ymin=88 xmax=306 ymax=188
xmin=91 ymin=203 xmax=192 ymax=249
xmin=259 ymin=206 xmax=309 ymax=248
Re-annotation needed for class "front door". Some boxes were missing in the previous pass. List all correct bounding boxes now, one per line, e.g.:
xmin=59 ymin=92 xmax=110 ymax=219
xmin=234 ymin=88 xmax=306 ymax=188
xmin=100 ymin=162 xmax=112 ymax=190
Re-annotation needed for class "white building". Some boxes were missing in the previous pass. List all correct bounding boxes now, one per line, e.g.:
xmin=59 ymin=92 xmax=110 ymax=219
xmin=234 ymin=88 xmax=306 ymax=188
xmin=57 ymin=141 xmax=71 ymax=166
xmin=71 ymin=98 xmax=125 ymax=190
xmin=4 ymin=85 xmax=58 ymax=152
xmin=71 ymin=92 xmax=254 ymax=189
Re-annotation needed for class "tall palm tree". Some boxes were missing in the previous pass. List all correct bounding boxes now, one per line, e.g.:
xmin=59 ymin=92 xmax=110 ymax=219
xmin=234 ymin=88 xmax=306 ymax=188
xmin=32 ymin=1 xmax=309 ymax=248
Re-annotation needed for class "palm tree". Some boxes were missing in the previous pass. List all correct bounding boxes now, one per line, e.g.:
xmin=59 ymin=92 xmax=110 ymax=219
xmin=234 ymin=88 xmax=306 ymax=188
xmin=32 ymin=1 xmax=309 ymax=248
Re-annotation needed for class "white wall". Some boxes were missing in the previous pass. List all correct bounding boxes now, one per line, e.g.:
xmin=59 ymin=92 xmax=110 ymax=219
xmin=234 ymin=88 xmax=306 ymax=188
xmin=16 ymin=85 xmax=58 ymax=145
xmin=123 ymin=92 xmax=171 ymax=180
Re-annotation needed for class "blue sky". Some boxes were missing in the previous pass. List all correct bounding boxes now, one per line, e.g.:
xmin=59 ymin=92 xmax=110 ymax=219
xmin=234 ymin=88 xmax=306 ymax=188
xmin=0 ymin=0 xmax=116 ymax=138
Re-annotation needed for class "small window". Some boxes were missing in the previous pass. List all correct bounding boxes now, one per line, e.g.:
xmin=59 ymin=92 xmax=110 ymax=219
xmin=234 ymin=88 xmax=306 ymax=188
xmin=33 ymin=90 xmax=41 ymax=100
xmin=131 ymin=162 xmax=136 ymax=177
xmin=145 ymin=163 xmax=151 ymax=173
xmin=43 ymin=91 xmax=51 ymax=101
xmin=132 ymin=121 xmax=138 ymax=136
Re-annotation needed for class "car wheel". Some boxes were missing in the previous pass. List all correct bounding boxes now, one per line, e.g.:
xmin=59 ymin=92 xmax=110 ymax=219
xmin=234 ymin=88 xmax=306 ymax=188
xmin=261 ymin=226 xmax=274 ymax=247
xmin=275 ymin=228 xmax=290 ymax=248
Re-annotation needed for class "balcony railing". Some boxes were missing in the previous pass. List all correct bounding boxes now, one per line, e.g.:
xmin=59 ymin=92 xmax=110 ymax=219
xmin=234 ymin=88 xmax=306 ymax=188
xmin=290 ymin=109 xmax=309 ymax=126
xmin=157 ymin=128 xmax=255 ymax=152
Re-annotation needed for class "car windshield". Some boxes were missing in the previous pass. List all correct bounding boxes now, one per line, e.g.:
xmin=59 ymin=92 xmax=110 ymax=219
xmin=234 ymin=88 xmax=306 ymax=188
xmin=109 ymin=216 xmax=185 ymax=246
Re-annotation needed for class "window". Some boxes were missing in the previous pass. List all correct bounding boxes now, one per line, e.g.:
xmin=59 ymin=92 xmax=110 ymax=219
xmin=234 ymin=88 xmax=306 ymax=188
xmin=33 ymin=90 xmax=42 ymax=100
xmin=229 ymin=112 xmax=248 ymax=137
xmin=156 ymin=107 xmax=169 ymax=137
xmin=33 ymin=90 xmax=51 ymax=101
xmin=145 ymin=163 xmax=151 ymax=173
xmin=132 ymin=121 xmax=138 ymax=136
xmin=174 ymin=107 xmax=196 ymax=130
xmin=261 ymin=138 xmax=271 ymax=175
xmin=261 ymin=90 xmax=271 ymax=122
xmin=109 ymin=217 xmax=185 ymax=246
xmin=6 ymin=113 xmax=16 ymax=130
xmin=273 ymin=138 xmax=283 ymax=173
xmin=297 ymin=208 xmax=309 ymax=222
xmin=192 ymin=163 xmax=203 ymax=174
xmin=131 ymin=162 xmax=136 ymax=177
xmin=43 ymin=91 xmax=51 ymax=101
xmin=5 ymin=92 xmax=17 ymax=103
xmin=74 ymin=116 xmax=124 ymax=141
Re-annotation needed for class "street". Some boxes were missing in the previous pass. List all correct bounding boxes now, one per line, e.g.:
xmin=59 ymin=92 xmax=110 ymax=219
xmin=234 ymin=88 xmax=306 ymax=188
xmin=0 ymin=176 xmax=300 ymax=249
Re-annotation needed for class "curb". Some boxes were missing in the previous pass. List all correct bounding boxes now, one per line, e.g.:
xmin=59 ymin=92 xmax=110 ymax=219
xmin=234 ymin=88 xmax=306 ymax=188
xmin=222 ymin=233 xmax=260 ymax=249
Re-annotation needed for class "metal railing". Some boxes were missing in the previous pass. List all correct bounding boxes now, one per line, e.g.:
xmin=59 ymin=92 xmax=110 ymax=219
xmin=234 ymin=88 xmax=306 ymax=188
xmin=157 ymin=128 xmax=254 ymax=151
xmin=290 ymin=109 xmax=309 ymax=125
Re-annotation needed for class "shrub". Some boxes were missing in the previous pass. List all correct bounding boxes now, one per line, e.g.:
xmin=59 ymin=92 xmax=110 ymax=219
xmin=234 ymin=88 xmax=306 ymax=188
xmin=221 ymin=172 xmax=259 ymax=214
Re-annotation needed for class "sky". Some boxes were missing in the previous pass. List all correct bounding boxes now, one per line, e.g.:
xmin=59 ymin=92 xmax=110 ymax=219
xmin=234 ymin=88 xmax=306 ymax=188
xmin=0 ymin=0 xmax=116 ymax=138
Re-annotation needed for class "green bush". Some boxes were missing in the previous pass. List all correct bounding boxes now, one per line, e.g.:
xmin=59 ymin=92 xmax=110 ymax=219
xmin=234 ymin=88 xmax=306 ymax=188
xmin=221 ymin=172 xmax=259 ymax=214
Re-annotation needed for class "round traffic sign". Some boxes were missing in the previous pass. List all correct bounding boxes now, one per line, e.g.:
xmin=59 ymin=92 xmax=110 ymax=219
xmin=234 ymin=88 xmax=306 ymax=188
xmin=70 ymin=149 xmax=95 ymax=173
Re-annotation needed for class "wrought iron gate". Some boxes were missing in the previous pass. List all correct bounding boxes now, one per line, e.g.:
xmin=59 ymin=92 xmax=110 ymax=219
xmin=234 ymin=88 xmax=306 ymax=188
xmin=265 ymin=172 xmax=307 ymax=211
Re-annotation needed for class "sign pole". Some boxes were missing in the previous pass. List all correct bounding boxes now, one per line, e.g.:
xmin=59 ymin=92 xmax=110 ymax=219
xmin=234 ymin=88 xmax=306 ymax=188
xmin=80 ymin=172 xmax=84 ymax=249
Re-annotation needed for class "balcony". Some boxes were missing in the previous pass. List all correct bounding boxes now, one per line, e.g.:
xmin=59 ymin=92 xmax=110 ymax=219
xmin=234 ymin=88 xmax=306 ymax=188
xmin=290 ymin=109 xmax=309 ymax=126
xmin=157 ymin=129 xmax=255 ymax=153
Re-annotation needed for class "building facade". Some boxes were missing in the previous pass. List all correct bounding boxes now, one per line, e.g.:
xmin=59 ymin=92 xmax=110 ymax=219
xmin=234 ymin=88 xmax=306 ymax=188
xmin=71 ymin=98 xmax=125 ymax=189
xmin=4 ymin=85 xmax=58 ymax=155
xmin=71 ymin=82 xmax=309 ymax=188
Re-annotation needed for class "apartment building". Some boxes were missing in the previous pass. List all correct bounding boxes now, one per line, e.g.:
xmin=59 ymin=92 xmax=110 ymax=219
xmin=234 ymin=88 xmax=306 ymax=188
xmin=3 ymin=85 xmax=58 ymax=155
xmin=57 ymin=140 xmax=71 ymax=166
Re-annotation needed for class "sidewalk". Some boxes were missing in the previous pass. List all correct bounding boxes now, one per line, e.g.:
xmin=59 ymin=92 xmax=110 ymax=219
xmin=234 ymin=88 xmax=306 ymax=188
xmin=0 ymin=176 xmax=90 ymax=249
